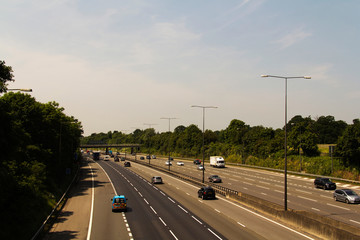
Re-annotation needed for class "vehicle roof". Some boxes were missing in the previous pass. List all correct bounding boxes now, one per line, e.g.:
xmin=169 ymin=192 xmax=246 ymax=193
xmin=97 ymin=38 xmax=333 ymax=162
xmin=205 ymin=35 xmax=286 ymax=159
xmin=114 ymin=195 xmax=126 ymax=198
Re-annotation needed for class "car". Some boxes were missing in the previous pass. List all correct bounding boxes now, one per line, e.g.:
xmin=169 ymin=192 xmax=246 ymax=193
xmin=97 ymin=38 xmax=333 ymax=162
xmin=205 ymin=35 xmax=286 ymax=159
xmin=165 ymin=161 xmax=172 ymax=166
xmin=124 ymin=162 xmax=131 ymax=167
xmin=333 ymin=189 xmax=360 ymax=204
xmin=193 ymin=159 xmax=201 ymax=165
xmin=151 ymin=176 xmax=163 ymax=184
xmin=120 ymin=157 xmax=125 ymax=161
xmin=103 ymin=155 xmax=110 ymax=161
xmin=146 ymin=155 xmax=151 ymax=159
xmin=208 ymin=175 xmax=222 ymax=183
xmin=140 ymin=156 xmax=145 ymax=160
xmin=168 ymin=157 xmax=174 ymax=161
xmin=152 ymin=155 xmax=157 ymax=159
xmin=114 ymin=156 xmax=119 ymax=162
xmin=314 ymin=177 xmax=336 ymax=190
xmin=197 ymin=164 xmax=205 ymax=170
xmin=198 ymin=186 xmax=216 ymax=200
xmin=111 ymin=195 xmax=127 ymax=212
xmin=177 ymin=161 xmax=184 ymax=166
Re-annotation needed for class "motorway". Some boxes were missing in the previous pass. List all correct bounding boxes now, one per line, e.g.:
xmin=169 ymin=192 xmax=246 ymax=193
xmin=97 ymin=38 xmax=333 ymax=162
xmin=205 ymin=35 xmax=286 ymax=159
xmin=132 ymin=154 xmax=360 ymax=228
xmin=45 ymin=155 xmax=320 ymax=239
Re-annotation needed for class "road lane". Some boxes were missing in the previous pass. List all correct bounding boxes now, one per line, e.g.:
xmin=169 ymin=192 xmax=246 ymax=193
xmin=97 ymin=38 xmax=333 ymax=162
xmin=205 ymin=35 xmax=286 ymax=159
xmin=99 ymin=160 xmax=228 ymax=240
xmin=133 ymin=155 xmax=360 ymax=227
xmin=120 ymin=159 xmax=318 ymax=240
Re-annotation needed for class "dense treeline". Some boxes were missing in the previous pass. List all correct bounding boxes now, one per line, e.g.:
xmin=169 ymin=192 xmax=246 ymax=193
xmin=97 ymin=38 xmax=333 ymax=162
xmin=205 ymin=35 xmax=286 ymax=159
xmin=0 ymin=61 xmax=83 ymax=239
xmin=82 ymin=115 xmax=360 ymax=172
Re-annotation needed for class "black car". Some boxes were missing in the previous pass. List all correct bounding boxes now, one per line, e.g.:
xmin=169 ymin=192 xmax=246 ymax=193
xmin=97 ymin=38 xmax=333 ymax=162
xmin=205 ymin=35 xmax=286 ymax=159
xmin=140 ymin=156 xmax=145 ymax=160
xmin=193 ymin=159 xmax=201 ymax=165
xmin=146 ymin=155 xmax=151 ymax=159
xmin=208 ymin=175 xmax=222 ymax=183
xmin=114 ymin=156 xmax=119 ymax=162
xmin=314 ymin=177 xmax=336 ymax=190
xmin=198 ymin=186 xmax=216 ymax=200
xmin=124 ymin=162 xmax=131 ymax=167
xmin=168 ymin=157 xmax=174 ymax=161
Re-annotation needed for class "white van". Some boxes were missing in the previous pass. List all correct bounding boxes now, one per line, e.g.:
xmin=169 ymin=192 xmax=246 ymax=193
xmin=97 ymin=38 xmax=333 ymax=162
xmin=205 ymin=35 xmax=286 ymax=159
xmin=209 ymin=156 xmax=225 ymax=168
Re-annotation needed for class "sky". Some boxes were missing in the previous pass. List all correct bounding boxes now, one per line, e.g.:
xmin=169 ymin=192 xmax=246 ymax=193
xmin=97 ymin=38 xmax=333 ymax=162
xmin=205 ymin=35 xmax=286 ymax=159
xmin=1 ymin=0 xmax=360 ymax=136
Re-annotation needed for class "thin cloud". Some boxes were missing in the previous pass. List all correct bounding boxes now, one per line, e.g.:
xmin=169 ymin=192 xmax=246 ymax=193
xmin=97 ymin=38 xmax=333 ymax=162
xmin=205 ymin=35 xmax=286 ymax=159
xmin=275 ymin=26 xmax=312 ymax=49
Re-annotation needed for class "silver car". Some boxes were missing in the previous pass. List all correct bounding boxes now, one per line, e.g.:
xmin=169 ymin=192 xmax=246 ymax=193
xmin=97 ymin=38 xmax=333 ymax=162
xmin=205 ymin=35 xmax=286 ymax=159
xmin=333 ymin=189 xmax=360 ymax=204
xmin=151 ymin=176 xmax=163 ymax=184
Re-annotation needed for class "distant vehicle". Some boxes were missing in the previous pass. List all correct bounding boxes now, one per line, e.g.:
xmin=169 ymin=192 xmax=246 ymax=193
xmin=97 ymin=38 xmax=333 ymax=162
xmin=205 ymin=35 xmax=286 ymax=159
xmin=208 ymin=175 xmax=222 ymax=183
xmin=146 ymin=155 xmax=151 ymax=159
xmin=197 ymin=164 xmax=205 ymax=170
xmin=198 ymin=186 xmax=215 ymax=200
xmin=314 ymin=177 xmax=336 ymax=190
xmin=165 ymin=161 xmax=172 ymax=166
xmin=103 ymin=155 xmax=110 ymax=161
xmin=124 ymin=162 xmax=131 ymax=167
xmin=92 ymin=151 xmax=100 ymax=160
xmin=210 ymin=156 xmax=225 ymax=168
xmin=152 ymin=155 xmax=157 ymax=159
xmin=120 ymin=157 xmax=125 ymax=161
xmin=334 ymin=189 xmax=360 ymax=204
xmin=151 ymin=176 xmax=163 ymax=184
xmin=193 ymin=159 xmax=201 ymax=165
xmin=140 ymin=156 xmax=145 ymax=160
xmin=168 ymin=157 xmax=174 ymax=161
xmin=111 ymin=195 xmax=127 ymax=212
xmin=177 ymin=161 xmax=184 ymax=166
xmin=114 ymin=156 xmax=119 ymax=162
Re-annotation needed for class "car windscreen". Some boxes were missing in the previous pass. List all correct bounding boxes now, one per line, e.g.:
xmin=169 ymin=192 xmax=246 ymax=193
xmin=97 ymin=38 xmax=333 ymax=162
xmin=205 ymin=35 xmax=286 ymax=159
xmin=345 ymin=190 xmax=357 ymax=196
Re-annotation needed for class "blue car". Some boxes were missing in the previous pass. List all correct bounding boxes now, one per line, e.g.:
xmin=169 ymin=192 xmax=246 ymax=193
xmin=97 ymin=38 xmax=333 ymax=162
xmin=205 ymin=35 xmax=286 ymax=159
xmin=111 ymin=195 xmax=127 ymax=212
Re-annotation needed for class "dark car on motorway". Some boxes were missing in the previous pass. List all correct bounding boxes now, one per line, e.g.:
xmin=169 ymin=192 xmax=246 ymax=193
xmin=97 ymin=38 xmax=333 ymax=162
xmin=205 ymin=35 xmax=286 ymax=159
xmin=194 ymin=159 xmax=201 ymax=165
xmin=198 ymin=186 xmax=216 ymax=200
xmin=121 ymin=157 xmax=125 ymax=161
xmin=140 ymin=156 xmax=145 ymax=160
xmin=114 ymin=156 xmax=119 ymax=162
xmin=314 ymin=177 xmax=336 ymax=190
xmin=124 ymin=162 xmax=131 ymax=167
xmin=334 ymin=189 xmax=360 ymax=204
xmin=151 ymin=176 xmax=163 ymax=184
xmin=208 ymin=175 xmax=222 ymax=183
xmin=146 ymin=155 xmax=151 ymax=159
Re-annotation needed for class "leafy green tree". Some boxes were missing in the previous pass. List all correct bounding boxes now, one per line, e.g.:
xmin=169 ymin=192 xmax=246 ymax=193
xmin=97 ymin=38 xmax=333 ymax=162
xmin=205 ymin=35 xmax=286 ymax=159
xmin=288 ymin=115 xmax=319 ymax=156
xmin=313 ymin=115 xmax=347 ymax=144
xmin=335 ymin=119 xmax=360 ymax=166
xmin=224 ymin=119 xmax=249 ymax=144
xmin=0 ymin=60 xmax=14 ymax=93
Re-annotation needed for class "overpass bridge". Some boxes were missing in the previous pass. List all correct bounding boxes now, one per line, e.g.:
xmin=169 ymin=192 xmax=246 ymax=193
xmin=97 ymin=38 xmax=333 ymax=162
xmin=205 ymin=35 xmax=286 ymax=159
xmin=80 ymin=143 xmax=142 ymax=155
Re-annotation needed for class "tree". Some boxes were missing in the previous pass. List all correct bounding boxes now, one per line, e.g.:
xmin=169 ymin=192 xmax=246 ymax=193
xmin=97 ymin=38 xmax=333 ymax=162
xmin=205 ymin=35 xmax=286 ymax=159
xmin=314 ymin=115 xmax=347 ymax=144
xmin=287 ymin=116 xmax=319 ymax=156
xmin=335 ymin=119 xmax=360 ymax=166
xmin=224 ymin=119 xmax=249 ymax=145
xmin=0 ymin=60 xmax=15 ymax=93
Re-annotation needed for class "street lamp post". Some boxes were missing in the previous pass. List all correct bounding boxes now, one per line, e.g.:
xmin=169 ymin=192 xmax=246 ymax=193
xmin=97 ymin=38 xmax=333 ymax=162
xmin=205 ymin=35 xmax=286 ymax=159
xmin=261 ymin=75 xmax=310 ymax=211
xmin=161 ymin=117 xmax=177 ymax=171
xmin=7 ymin=88 xmax=32 ymax=92
xmin=191 ymin=105 xmax=217 ymax=183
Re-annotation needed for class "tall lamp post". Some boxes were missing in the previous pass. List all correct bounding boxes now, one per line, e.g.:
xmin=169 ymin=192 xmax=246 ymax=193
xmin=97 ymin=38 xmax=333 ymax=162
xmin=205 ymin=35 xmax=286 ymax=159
xmin=261 ymin=74 xmax=310 ymax=211
xmin=7 ymin=88 xmax=32 ymax=92
xmin=191 ymin=105 xmax=217 ymax=183
xmin=161 ymin=117 xmax=177 ymax=171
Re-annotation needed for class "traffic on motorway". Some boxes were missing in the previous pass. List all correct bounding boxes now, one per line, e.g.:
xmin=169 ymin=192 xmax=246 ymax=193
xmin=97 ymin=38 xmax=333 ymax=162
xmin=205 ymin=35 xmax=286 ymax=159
xmin=79 ymin=151 xmax=332 ymax=239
